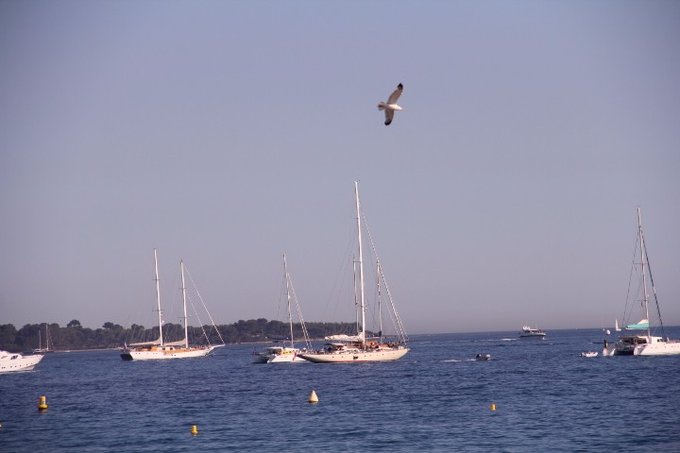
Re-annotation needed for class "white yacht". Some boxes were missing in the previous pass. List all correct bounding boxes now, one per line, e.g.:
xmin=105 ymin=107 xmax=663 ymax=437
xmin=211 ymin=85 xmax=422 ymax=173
xmin=253 ymin=345 xmax=308 ymax=364
xmin=0 ymin=350 xmax=44 ymax=373
xmin=519 ymin=325 xmax=546 ymax=338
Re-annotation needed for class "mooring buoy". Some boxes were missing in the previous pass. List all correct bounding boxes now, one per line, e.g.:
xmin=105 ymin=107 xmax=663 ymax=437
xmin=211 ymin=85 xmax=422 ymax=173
xmin=38 ymin=395 xmax=48 ymax=412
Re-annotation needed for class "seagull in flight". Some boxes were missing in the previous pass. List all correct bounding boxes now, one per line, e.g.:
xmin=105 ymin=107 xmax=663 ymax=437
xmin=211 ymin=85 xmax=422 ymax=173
xmin=377 ymin=83 xmax=404 ymax=126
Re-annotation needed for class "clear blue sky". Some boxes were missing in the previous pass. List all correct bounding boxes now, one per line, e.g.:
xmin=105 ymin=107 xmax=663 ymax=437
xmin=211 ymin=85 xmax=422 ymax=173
xmin=1 ymin=1 xmax=679 ymax=334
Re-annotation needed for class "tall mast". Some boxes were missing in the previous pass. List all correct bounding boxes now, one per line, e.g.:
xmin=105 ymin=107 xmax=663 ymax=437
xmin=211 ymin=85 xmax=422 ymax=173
xmin=352 ymin=256 xmax=359 ymax=331
xmin=354 ymin=181 xmax=367 ymax=348
xmin=283 ymin=253 xmax=295 ymax=349
xmin=637 ymin=208 xmax=651 ymax=338
xmin=154 ymin=249 xmax=164 ymax=346
xmin=377 ymin=259 xmax=383 ymax=341
xmin=181 ymin=260 xmax=189 ymax=348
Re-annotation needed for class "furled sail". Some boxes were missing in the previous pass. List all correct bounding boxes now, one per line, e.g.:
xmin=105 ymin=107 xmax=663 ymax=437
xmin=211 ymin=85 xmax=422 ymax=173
xmin=128 ymin=337 xmax=162 ymax=347
xmin=324 ymin=333 xmax=364 ymax=342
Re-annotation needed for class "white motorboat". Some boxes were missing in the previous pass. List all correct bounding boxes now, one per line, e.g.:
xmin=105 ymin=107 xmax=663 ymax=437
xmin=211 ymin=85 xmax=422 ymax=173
xmin=253 ymin=346 xmax=308 ymax=364
xmin=299 ymin=182 xmax=409 ymax=363
xmin=519 ymin=325 xmax=546 ymax=338
xmin=121 ymin=251 xmax=224 ymax=361
xmin=0 ymin=350 xmax=44 ymax=373
xmin=475 ymin=353 xmax=491 ymax=361
xmin=604 ymin=208 xmax=680 ymax=357
xmin=580 ymin=351 xmax=598 ymax=358
xmin=253 ymin=254 xmax=310 ymax=364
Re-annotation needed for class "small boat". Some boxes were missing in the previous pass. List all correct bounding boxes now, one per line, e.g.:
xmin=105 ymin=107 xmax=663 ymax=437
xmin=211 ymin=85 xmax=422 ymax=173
xmin=253 ymin=254 xmax=310 ymax=364
xmin=33 ymin=323 xmax=54 ymax=354
xmin=299 ymin=182 xmax=409 ymax=363
xmin=0 ymin=350 xmax=44 ymax=373
xmin=474 ymin=353 xmax=491 ymax=361
xmin=120 ymin=250 xmax=224 ymax=361
xmin=253 ymin=345 xmax=307 ymax=364
xmin=605 ymin=209 xmax=680 ymax=357
xmin=519 ymin=325 xmax=546 ymax=338
xmin=580 ymin=351 xmax=598 ymax=358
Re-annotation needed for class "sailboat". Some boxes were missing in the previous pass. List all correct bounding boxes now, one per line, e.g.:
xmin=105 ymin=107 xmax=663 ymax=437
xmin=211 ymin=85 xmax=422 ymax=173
xmin=253 ymin=254 xmax=311 ymax=363
xmin=614 ymin=318 xmax=621 ymax=332
xmin=121 ymin=250 xmax=225 ymax=361
xmin=33 ymin=323 xmax=54 ymax=353
xmin=603 ymin=208 xmax=680 ymax=357
xmin=299 ymin=182 xmax=409 ymax=363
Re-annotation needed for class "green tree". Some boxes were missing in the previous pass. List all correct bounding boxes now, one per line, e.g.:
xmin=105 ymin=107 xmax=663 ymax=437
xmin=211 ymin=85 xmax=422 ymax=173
xmin=0 ymin=324 xmax=18 ymax=350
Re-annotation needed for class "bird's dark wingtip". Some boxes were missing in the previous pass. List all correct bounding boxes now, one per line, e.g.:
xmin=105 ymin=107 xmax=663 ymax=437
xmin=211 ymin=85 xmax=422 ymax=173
xmin=397 ymin=83 xmax=403 ymax=90
xmin=384 ymin=120 xmax=391 ymax=126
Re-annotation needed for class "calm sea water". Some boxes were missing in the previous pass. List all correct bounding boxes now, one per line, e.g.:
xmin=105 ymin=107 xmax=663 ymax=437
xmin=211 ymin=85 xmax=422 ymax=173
xmin=2 ymin=328 xmax=680 ymax=452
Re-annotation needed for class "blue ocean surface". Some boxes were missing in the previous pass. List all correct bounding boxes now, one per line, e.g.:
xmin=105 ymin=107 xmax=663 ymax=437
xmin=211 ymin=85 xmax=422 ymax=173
xmin=2 ymin=328 xmax=680 ymax=452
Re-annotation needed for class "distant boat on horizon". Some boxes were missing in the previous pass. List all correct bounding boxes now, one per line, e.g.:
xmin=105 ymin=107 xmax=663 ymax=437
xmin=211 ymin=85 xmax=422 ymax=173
xmin=519 ymin=325 xmax=546 ymax=339
xmin=33 ymin=323 xmax=54 ymax=354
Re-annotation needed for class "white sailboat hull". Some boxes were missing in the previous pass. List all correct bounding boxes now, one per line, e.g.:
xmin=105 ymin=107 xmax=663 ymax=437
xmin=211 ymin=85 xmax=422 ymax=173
xmin=0 ymin=351 xmax=44 ymax=373
xmin=121 ymin=345 xmax=221 ymax=361
xmin=300 ymin=347 xmax=409 ymax=363
xmin=634 ymin=340 xmax=680 ymax=356
xmin=606 ymin=335 xmax=680 ymax=356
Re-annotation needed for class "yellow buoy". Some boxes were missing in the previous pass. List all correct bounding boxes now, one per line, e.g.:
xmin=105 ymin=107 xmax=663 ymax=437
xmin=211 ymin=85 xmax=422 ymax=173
xmin=308 ymin=390 xmax=319 ymax=404
xmin=38 ymin=395 xmax=48 ymax=411
xmin=190 ymin=425 xmax=199 ymax=436
xmin=490 ymin=403 xmax=496 ymax=411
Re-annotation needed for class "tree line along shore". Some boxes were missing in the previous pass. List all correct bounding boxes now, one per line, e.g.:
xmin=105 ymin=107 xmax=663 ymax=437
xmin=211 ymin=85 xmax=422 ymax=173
xmin=0 ymin=319 xmax=365 ymax=353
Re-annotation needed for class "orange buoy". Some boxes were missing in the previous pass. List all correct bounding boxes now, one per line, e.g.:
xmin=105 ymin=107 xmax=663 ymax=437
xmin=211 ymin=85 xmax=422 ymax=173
xmin=490 ymin=403 xmax=496 ymax=411
xmin=308 ymin=390 xmax=319 ymax=404
xmin=190 ymin=424 xmax=198 ymax=435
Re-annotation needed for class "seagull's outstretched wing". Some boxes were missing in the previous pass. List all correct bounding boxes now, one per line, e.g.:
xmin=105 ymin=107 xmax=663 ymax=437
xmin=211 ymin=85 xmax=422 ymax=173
xmin=384 ymin=109 xmax=395 ymax=126
xmin=387 ymin=83 xmax=403 ymax=104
